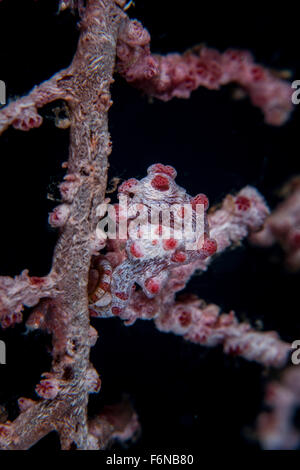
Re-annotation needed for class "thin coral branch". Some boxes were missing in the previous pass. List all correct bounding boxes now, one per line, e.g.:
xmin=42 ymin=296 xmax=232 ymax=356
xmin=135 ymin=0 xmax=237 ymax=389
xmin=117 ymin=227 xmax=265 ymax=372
xmin=0 ymin=69 xmax=72 ymax=135
xmin=155 ymin=298 xmax=290 ymax=368
xmin=116 ymin=19 xmax=293 ymax=125
xmin=250 ymin=176 xmax=300 ymax=271
xmin=120 ymin=289 xmax=291 ymax=368
xmin=256 ymin=367 xmax=300 ymax=449
xmin=208 ymin=186 xmax=270 ymax=253
xmin=88 ymin=398 xmax=140 ymax=449
xmin=0 ymin=270 xmax=57 ymax=328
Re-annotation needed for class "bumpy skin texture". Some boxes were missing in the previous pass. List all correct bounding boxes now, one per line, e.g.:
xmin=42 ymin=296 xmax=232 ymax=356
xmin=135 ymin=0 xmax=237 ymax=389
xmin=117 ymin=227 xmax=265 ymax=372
xmin=89 ymin=166 xmax=270 ymax=322
xmin=89 ymin=164 xmax=216 ymax=318
xmin=88 ymin=170 xmax=289 ymax=368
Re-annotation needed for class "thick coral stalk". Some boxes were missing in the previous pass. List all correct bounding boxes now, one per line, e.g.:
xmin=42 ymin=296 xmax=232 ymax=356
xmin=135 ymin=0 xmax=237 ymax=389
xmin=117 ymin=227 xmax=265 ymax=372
xmin=0 ymin=0 xmax=129 ymax=450
xmin=0 ymin=396 xmax=139 ymax=450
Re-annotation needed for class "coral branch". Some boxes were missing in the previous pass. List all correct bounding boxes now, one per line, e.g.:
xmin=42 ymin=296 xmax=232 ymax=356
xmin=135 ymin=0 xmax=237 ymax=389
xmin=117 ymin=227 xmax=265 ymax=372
xmin=155 ymin=297 xmax=290 ymax=368
xmin=0 ymin=396 xmax=138 ymax=450
xmin=0 ymin=270 xmax=57 ymax=328
xmin=116 ymin=19 xmax=293 ymax=125
xmin=250 ymin=176 xmax=300 ymax=271
xmin=0 ymin=69 xmax=72 ymax=135
xmin=0 ymin=400 xmax=57 ymax=450
xmin=88 ymin=398 xmax=140 ymax=449
xmin=208 ymin=185 xmax=270 ymax=254
xmin=256 ymin=367 xmax=300 ymax=449
xmin=122 ymin=290 xmax=289 ymax=368
xmin=112 ymin=290 xmax=290 ymax=367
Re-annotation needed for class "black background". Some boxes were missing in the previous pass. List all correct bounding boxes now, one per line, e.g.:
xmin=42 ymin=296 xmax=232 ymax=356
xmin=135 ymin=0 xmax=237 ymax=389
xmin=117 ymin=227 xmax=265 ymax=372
xmin=0 ymin=0 xmax=299 ymax=452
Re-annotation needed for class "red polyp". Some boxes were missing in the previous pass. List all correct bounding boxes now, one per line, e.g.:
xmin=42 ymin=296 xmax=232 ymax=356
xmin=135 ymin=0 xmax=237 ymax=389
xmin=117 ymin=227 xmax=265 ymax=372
xmin=191 ymin=193 xmax=209 ymax=211
xmin=35 ymin=379 xmax=59 ymax=400
xmin=163 ymin=238 xmax=178 ymax=250
xmin=250 ymin=66 xmax=266 ymax=81
xmin=50 ymin=210 xmax=59 ymax=222
xmin=145 ymin=277 xmax=160 ymax=294
xmin=171 ymin=251 xmax=187 ymax=263
xmin=112 ymin=306 xmax=122 ymax=316
xmin=129 ymin=242 xmax=144 ymax=258
xmin=290 ymin=232 xmax=300 ymax=250
xmin=178 ymin=310 xmax=192 ymax=327
xmin=29 ymin=276 xmax=46 ymax=286
xmin=118 ymin=178 xmax=139 ymax=194
xmin=151 ymin=175 xmax=170 ymax=191
xmin=225 ymin=49 xmax=248 ymax=63
xmin=201 ymin=238 xmax=217 ymax=257
xmin=235 ymin=196 xmax=251 ymax=211
xmin=227 ymin=345 xmax=243 ymax=357
xmin=150 ymin=164 xmax=177 ymax=179
xmin=115 ymin=291 xmax=129 ymax=300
